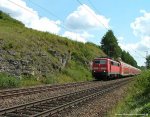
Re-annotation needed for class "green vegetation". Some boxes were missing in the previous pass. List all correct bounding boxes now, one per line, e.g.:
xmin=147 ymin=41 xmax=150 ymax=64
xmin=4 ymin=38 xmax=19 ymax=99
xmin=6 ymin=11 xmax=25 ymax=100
xmin=0 ymin=11 xmax=105 ymax=88
xmin=146 ymin=55 xmax=150 ymax=69
xmin=0 ymin=73 xmax=20 ymax=88
xmin=121 ymin=50 xmax=138 ymax=67
xmin=101 ymin=30 xmax=122 ymax=59
xmin=100 ymin=30 xmax=138 ymax=67
xmin=109 ymin=70 xmax=150 ymax=117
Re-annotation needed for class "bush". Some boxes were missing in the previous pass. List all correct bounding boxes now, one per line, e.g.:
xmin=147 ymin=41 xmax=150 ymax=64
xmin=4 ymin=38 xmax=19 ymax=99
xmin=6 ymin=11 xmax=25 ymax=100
xmin=43 ymin=74 xmax=57 ymax=84
xmin=20 ymin=75 xmax=42 ymax=87
xmin=62 ymin=61 xmax=92 ymax=82
xmin=0 ymin=73 xmax=20 ymax=88
xmin=109 ymin=70 xmax=150 ymax=116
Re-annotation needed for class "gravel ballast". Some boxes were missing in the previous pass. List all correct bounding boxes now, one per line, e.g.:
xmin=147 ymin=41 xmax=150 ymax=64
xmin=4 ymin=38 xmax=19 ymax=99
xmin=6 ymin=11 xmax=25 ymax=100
xmin=0 ymin=78 xmax=131 ymax=116
xmin=63 ymin=83 xmax=129 ymax=117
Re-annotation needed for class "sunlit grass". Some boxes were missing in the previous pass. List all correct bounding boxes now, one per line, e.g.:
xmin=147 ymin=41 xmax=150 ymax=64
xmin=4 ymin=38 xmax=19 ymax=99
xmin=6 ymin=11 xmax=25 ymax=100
xmin=108 ymin=70 xmax=150 ymax=117
xmin=0 ymin=11 xmax=105 ymax=88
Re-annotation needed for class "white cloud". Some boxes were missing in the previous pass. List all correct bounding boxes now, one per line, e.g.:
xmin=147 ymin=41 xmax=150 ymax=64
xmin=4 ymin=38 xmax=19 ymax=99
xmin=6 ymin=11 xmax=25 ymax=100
xmin=119 ymin=10 xmax=150 ymax=66
xmin=0 ymin=0 xmax=61 ymax=34
xmin=117 ymin=36 xmax=124 ymax=41
xmin=130 ymin=10 xmax=150 ymax=50
xmin=63 ymin=31 xmax=94 ymax=43
xmin=65 ymin=4 xmax=110 ymax=31
xmin=118 ymin=41 xmax=146 ymax=66
xmin=131 ymin=10 xmax=150 ymax=37
xmin=118 ymin=36 xmax=150 ymax=66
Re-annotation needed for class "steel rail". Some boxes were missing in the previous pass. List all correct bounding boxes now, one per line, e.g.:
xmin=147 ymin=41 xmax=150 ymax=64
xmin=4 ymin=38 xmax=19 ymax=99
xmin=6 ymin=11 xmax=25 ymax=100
xmin=0 ymin=78 xmax=131 ymax=117
xmin=0 ymin=81 xmax=92 ymax=99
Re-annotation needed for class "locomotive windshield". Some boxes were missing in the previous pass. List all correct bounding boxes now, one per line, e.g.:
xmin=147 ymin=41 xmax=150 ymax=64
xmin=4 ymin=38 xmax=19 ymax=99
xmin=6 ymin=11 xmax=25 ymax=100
xmin=94 ymin=60 xmax=106 ymax=64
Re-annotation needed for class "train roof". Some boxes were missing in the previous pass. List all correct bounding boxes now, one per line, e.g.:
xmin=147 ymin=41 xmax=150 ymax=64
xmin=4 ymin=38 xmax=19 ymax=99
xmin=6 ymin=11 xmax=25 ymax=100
xmin=94 ymin=57 xmax=113 ymax=60
xmin=93 ymin=57 xmax=119 ymax=63
xmin=93 ymin=57 xmax=141 ymax=71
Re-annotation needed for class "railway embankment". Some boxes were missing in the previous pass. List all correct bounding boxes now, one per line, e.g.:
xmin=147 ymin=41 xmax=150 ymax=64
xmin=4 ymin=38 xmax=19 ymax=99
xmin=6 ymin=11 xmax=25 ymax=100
xmin=108 ymin=70 xmax=150 ymax=116
xmin=0 ymin=11 xmax=105 ymax=88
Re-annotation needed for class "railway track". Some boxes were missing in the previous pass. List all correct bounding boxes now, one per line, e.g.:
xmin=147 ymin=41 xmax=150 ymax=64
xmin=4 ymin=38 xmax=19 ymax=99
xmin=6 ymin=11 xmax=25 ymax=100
xmin=0 ymin=78 xmax=131 ymax=117
xmin=0 ymin=81 xmax=93 ymax=99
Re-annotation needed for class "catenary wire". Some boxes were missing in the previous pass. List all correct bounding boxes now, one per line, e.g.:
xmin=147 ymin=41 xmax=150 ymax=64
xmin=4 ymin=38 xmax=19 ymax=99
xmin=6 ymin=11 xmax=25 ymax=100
xmin=76 ymin=0 xmax=110 ymax=30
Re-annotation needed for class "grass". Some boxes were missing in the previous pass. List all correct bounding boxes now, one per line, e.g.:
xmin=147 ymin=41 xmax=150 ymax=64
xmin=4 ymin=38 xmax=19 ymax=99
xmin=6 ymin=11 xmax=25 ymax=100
xmin=0 ymin=11 xmax=106 ymax=88
xmin=62 ymin=61 xmax=92 ymax=81
xmin=108 ymin=70 xmax=150 ymax=117
xmin=0 ymin=73 xmax=20 ymax=88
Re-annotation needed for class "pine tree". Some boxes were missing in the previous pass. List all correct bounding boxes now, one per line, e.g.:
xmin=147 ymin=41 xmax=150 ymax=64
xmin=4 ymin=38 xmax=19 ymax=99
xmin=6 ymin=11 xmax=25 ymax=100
xmin=101 ymin=30 xmax=122 ymax=59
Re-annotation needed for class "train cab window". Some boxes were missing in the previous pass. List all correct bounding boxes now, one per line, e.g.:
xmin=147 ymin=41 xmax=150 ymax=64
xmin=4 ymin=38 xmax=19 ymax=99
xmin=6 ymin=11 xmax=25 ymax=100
xmin=110 ymin=61 xmax=114 ymax=65
xmin=110 ymin=61 xmax=119 ymax=66
xmin=94 ymin=60 xmax=106 ymax=64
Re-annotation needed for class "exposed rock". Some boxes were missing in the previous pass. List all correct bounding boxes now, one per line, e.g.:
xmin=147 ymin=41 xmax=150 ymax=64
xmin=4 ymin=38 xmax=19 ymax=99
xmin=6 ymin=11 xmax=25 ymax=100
xmin=7 ymin=50 xmax=16 ymax=56
xmin=60 ymin=53 xmax=71 ymax=69
xmin=0 ymin=45 xmax=71 ymax=77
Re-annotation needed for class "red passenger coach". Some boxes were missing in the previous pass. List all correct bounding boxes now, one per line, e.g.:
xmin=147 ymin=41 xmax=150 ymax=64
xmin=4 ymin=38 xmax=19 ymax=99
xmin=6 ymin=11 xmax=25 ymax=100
xmin=92 ymin=58 xmax=120 ymax=79
xmin=92 ymin=57 xmax=141 ymax=80
xmin=120 ymin=61 xmax=141 ymax=77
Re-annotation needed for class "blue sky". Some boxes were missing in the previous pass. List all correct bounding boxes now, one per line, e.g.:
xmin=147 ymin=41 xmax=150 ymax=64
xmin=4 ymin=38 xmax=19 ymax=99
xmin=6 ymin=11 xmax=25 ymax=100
xmin=0 ymin=0 xmax=150 ymax=66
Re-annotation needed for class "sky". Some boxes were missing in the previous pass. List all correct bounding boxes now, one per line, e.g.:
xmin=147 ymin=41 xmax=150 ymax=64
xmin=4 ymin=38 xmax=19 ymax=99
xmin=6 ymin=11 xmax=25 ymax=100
xmin=0 ymin=0 xmax=150 ymax=66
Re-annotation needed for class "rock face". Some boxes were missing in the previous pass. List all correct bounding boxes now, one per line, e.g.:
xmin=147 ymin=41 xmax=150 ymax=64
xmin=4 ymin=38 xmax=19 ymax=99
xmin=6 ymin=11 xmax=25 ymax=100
xmin=0 ymin=46 xmax=71 ymax=77
xmin=0 ymin=11 xmax=105 ymax=80
xmin=48 ymin=48 xmax=71 ymax=70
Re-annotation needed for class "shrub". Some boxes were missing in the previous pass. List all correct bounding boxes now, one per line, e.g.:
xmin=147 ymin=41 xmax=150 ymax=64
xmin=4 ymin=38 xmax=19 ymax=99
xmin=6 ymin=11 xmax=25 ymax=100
xmin=43 ymin=74 xmax=57 ymax=84
xmin=109 ymin=70 xmax=150 ymax=116
xmin=20 ymin=75 xmax=42 ymax=87
xmin=0 ymin=73 xmax=20 ymax=88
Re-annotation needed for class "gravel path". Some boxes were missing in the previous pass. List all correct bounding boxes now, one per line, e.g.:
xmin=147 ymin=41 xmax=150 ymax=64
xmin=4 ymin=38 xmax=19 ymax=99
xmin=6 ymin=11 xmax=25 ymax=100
xmin=0 ymin=78 xmax=130 ymax=111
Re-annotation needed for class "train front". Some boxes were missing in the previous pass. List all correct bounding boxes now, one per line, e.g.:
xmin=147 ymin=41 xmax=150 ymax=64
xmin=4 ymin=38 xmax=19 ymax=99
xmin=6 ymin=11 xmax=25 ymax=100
xmin=92 ymin=58 xmax=108 ymax=80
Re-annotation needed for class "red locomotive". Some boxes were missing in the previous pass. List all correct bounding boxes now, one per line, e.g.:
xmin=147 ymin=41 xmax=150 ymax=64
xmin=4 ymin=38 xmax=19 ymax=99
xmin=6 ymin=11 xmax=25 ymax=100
xmin=92 ymin=57 xmax=141 ymax=80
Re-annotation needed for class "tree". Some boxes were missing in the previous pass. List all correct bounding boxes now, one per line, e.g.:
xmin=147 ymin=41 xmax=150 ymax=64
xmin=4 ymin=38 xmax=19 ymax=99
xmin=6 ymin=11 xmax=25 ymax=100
xmin=100 ymin=30 xmax=138 ymax=68
xmin=0 ymin=11 xmax=3 ymax=19
xmin=101 ymin=30 xmax=122 ymax=59
xmin=146 ymin=55 xmax=150 ymax=69
xmin=121 ymin=50 xmax=138 ymax=67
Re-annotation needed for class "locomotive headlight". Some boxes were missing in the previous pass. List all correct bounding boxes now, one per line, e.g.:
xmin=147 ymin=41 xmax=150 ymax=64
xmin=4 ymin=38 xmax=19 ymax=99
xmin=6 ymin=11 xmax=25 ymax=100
xmin=103 ymin=70 xmax=106 ymax=72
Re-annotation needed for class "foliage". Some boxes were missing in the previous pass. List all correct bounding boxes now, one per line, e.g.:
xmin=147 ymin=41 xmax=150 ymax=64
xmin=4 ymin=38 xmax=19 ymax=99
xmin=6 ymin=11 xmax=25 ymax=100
xmin=0 ymin=11 xmax=3 ymax=19
xmin=101 ymin=30 xmax=122 ymax=59
xmin=109 ymin=70 xmax=150 ymax=116
xmin=0 ymin=73 xmax=20 ymax=88
xmin=0 ymin=11 xmax=106 ymax=88
xmin=121 ymin=50 xmax=138 ymax=67
xmin=146 ymin=55 xmax=150 ymax=69
xmin=0 ymin=10 xmax=24 ymax=26
xmin=62 ymin=61 xmax=92 ymax=82
xmin=100 ymin=30 xmax=138 ymax=67
xmin=20 ymin=75 xmax=42 ymax=87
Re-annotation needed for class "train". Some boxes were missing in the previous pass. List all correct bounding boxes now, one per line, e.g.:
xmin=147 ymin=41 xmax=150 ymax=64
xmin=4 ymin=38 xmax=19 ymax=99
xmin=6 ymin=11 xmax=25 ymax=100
xmin=92 ymin=57 xmax=141 ymax=80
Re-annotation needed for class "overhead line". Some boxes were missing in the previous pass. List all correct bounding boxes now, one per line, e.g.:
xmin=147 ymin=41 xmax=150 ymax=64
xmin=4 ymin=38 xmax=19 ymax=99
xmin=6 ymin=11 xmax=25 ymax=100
xmin=76 ymin=0 xmax=109 ymax=30
xmin=7 ymin=0 xmax=74 ymax=33
xmin=128 ymin=48 xmax=146 ymax=59
xmin=28 ymin=0 xmax=61 ymax=21
xmin=87 ymin=0 xmax=101 ymax=15
xmin=27 ymin=0 xmax=75 ymax=32
xmin=7 ymin=0 xmax=36 ymax=15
